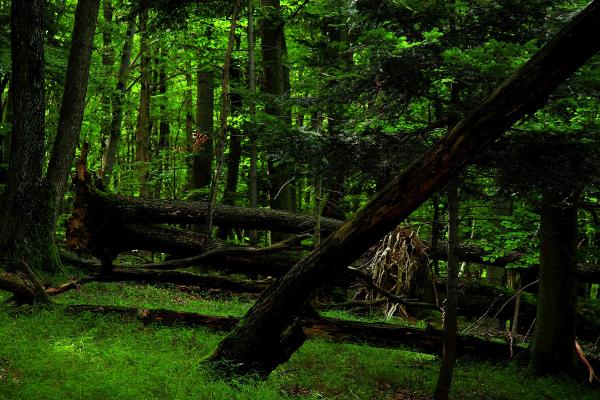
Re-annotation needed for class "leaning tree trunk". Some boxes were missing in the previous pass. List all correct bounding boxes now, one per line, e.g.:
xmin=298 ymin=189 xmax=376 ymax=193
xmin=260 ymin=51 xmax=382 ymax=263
xmin=0 ymin=0 xmax=52 ymax=273
xmin=46 ymin=0 xmax=101 ymax=227
xmin=527 ymin=189 xmax=579 ymax=376
xmin=208 ymin=1 xmax=600 ymax=377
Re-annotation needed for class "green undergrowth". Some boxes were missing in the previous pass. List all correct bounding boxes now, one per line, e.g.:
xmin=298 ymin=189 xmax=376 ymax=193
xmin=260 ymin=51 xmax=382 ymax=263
xmin=0 ymin=282 xmax=598 ymax=399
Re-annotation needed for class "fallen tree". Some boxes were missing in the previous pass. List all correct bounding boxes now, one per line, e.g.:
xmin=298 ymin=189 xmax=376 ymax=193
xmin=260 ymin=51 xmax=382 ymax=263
xmin=63 ymin=303 xmax=524 ymax=362
xmin=207 ymin=3 xmax=600 ymax=377
xmin=46 ymin=268 xmax=269 ymax=296
xmin=66 ymin=167 xmax=341 ymax=260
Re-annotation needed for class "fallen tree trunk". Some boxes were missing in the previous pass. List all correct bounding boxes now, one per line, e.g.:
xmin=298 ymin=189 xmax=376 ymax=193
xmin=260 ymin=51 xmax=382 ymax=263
xmin=47 ymin=268 xmax=269 ymax=296
xmin=66 ymin=170 xmax=342 ymax=258
xmin=208 ymin=3 xmax=600 ymax=377
xmin=63 ymin=303 xmax=523 ymax=362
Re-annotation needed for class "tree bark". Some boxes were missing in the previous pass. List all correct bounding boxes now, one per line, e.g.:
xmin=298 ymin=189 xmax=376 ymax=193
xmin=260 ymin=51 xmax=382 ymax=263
xmin=527 ymin=190 xmax=579 ymax=376
xmin=190 ymin=66 xmax=214 ymax=192
xmin=247 ymin=0 xmax=258 ymax=246
xmin=208 ymin=2 xmax=600 ymax=377
xmin=261 ymin=0 xmax=293 ymax=242
xmin=98 ymin=1 xmax=113 ymax=173
xmin=434 ymin=182 xmax=459 ymax=400
xmin=206 ymin=2 xmax=240 ymax=235
xmin=217 ymin=61 xmax=244 ymax=240
xmin=67 ymin=171 xmax=342 ymax=236
xmin=0 ymin=0 xmax=55 ymax=273
xmin=135 ymin=9 xmax=152 ymax=197
xmin=100 ymin=19 xmax=135 ymax=187
xmin=47 ymin=0 xmax=101 ymax=225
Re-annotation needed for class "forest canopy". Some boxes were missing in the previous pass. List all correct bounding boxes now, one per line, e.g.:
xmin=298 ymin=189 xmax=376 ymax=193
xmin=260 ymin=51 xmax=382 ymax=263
xmin=1 ymin=0 xmax=600 ymax=399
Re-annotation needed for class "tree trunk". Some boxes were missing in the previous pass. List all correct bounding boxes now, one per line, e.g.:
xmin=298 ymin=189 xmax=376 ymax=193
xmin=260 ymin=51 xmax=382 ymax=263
xmin=135 ymin=9 xmax=152 ymax=197
xmin=190 ymin=65 xmax=214 ymax=193
xmin=208 ymin=2 xmax=600 ymax=377
xmin=261 ymin=0 xmax=293 ymax=242
xmin=527 ymin=190 xmax=579 ymax=376
xmin=434 ymin=182 xmax=459 ymax=400
xmin=100 ymin=19 xmax=135 ymax=187
xmin=217 ymin=61 xmax=243 ymax=240
xmin=98 ymin=0 xmax=113 ymax=173
xmin=46 ymin=0 xmax=101 ymax=225
xmin=430 ymin=195 xmax=442 ymax=276
xmin=206 ymin=4 xmax=240 ymax=235
xmin=0 ymin=0 xmax=57 ymax=273
xmin=247 ymin=0 xmax=258 ymax=246
xmin=156 ymin=48 xmax=170 ymax=197
xmin=67 ymin=170 xmax=343 ymax=235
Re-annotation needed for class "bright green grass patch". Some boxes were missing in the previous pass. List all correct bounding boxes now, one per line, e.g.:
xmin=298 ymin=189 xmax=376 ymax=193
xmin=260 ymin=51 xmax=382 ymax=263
xmin=0 ymin=282 xmax=598 ymax=399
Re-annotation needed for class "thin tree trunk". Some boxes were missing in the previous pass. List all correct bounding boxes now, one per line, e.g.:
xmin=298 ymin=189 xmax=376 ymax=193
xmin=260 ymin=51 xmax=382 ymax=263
xmin=156 ymin=47 xmax=170 ymax=197
xmin=100 ymin=18 xmax=135 ymax=187
xmin=135 ymin=9 xmax=152 ymax=197
xmin=98 ymin=0 xmax=113 ymax=170
xmin=190 ymin=66 xmax=214 ymax=192
xmin=46 ymin=0 xmax=101 ymax=225
xmin=434 ymin=181 xmax=459 ymax=400
xmin=431 ymin=195 xmax=441 ymax=276
xmin=248 ymin=0 xmax=258 ymax=246
xmin=217 ymin=61 xmax=243 ymax=239
xmin=205 ymin=1 xmax=240 ymax=235
xmin=208 ymin=2 xmax=600 ymax=377
xmin=314 ymin=177 xmax=323 ymax=247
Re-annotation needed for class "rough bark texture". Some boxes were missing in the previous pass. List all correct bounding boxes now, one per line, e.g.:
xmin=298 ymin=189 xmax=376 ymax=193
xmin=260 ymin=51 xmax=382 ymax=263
xmin=66 ymin=170 xmax=342 ymax=241
xmin=47 ymin=0 xmax=101 ymax=225
xmin=0 ymin=0 xmax=55 ymax=272
xmin=208 ymin=2 xmax=600 ymax=377
xmin=527 ymin=190 xmax=579 ymax=375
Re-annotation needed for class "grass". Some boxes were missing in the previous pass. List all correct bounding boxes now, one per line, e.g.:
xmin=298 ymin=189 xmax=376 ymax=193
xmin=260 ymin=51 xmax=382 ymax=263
xmin=0 ymin=280 xmax=598 ymax=399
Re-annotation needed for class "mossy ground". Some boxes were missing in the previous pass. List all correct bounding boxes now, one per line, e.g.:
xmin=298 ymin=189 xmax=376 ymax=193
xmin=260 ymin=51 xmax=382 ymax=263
xmin=0 ymin=280 xmax=598 ymax=400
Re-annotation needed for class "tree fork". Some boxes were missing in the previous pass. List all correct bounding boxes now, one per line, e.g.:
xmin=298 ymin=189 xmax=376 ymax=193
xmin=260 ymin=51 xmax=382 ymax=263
xmin=208 ymin=2 xmax=600 ymax=377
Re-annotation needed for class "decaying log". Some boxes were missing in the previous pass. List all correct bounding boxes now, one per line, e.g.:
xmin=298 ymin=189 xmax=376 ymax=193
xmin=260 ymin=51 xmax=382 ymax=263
xmin=63 ymin=303 xmax=524 ymax=362
xmin=66 ymin=164 xmax=342 ymax=259
xmin=47 ymin=269 xmax=269 ymax=296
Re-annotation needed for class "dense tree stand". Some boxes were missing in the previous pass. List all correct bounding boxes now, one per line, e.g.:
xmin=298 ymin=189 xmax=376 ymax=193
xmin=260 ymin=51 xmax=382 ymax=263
xmin=207 ymin=2 xmax=600 ymax=377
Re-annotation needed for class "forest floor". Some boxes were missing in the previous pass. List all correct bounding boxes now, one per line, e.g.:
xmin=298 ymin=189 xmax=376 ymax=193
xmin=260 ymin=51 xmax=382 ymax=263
xmin=0 ymin=273 xmax=598 ymax=400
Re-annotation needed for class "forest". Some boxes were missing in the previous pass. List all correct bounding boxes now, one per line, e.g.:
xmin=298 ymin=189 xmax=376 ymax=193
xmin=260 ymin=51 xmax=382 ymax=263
xmin=1 ymin=0 xmax=600 ymax=399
